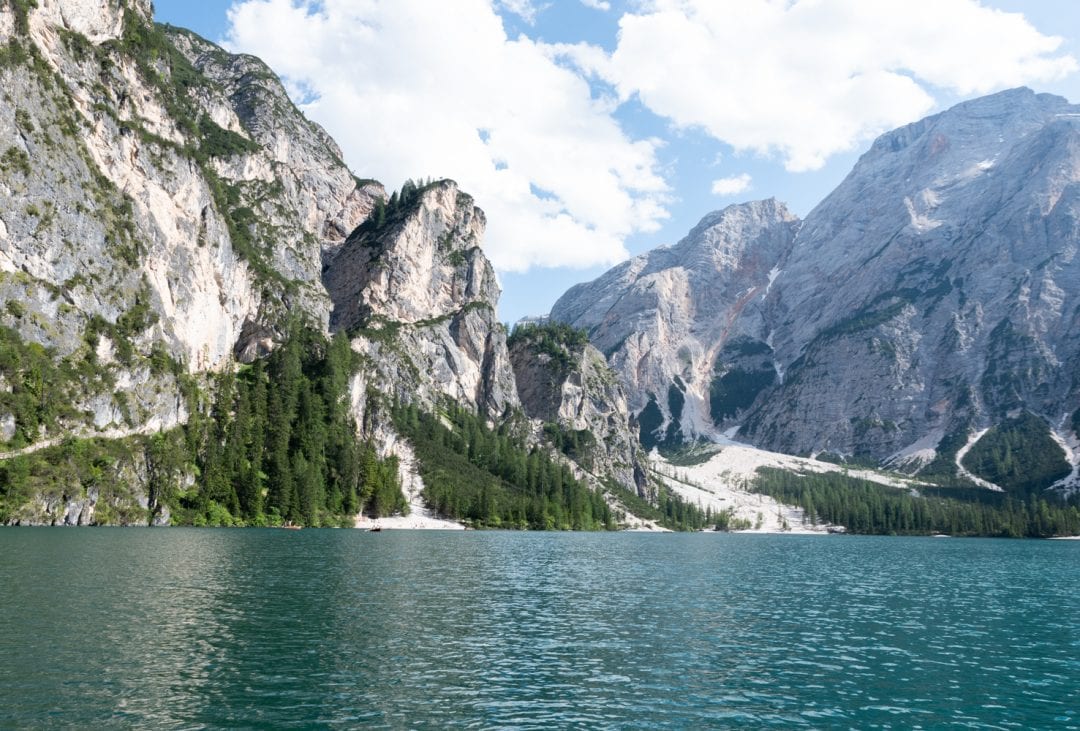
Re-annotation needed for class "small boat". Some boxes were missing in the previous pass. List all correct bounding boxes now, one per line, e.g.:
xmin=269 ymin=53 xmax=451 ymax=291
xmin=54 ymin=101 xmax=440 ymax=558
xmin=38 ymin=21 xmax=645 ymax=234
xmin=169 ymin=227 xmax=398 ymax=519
xmin=282 ymin=523 xmax=302 ymax=530
xmin=369 ymin=526 xmax=382 ymax=532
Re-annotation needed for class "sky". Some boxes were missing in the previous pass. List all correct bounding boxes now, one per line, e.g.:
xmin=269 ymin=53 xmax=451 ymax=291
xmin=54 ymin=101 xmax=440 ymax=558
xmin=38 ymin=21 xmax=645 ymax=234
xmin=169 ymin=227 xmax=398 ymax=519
xmin=153 ymin=0 xmax=1080 ymax=325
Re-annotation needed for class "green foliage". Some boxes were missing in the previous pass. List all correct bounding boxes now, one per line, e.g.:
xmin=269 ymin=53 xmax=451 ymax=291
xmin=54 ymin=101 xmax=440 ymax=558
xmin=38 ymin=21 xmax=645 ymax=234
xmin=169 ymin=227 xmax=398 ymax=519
xmin=0 ymin=326 xmax=112 ymax=449
xmin=14 ymin=108 xmax=33 ymax=132
xmin=961 ymin=412 xmax=1071 ymax=494
xmin=603 ymin=479 xmax=713 ymax=532
xmin=979 ymin=319 xmax=1047 ymax=416
xmin=195 ymin=116 xmax=260 ymax=160
xmin=916 ymin=423 xmax=973 ymax=484
xmin=199 ymin=169 xmax=284 ymax=285
xmin=6 ymin=0 xmax=37 ymax=36
xmin=393 ymin=400 xmax=613 ymax=530
xmin=0 ymin=327 xmax=404 ymax=527
xmin=0 ymin=436 xmax=151 ymax=526
xmin=752 ymin=467 xmax=1080 ymax=538
xmin=543 ymin=422 xmax=596 ymax=470
xmin=176 ymin=326 xmax=403 ymax=527
xmin=710 ymin=507 xmax=752 ymax=531
xmin=354 ymin=177 xmax=440 ymax=237
xmin=709 ymin=366 xmax=775 ymax=422
xmin=58 ymin=28 xmax=92 ymax=63
xmin=0 ymin=38 xmax=30 ymax=70
xmin=5 ymin=300 xmax=25 ymax=319
xmin=663 ymin=445 xmax=722 ymax=467
xmin=1 ymin=146 xmax=30 ymax=176
xmin=508 ymin=322 xmax=589 ymax=370
xmin=80 ymin=284 xmax=158 ymax=367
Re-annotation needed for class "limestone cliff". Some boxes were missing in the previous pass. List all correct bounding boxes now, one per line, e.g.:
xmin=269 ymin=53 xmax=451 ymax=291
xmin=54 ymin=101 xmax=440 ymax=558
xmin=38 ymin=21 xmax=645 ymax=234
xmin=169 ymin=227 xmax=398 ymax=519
xmin=1 ymin=0 xmax=376 ymax=400
xmin=508 ymin=323 xmax=647 ymax=495
xmin=554 ymin=88 xmax=1080 ymax=489
xmin=552 ymin=199 xmax=797 ymax=449
xmin=326 ymin=180 xmax=518 ymax=422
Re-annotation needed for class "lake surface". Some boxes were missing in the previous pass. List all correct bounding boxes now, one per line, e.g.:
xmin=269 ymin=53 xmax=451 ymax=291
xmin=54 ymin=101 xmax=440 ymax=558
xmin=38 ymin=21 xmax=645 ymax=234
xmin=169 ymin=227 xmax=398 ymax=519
xmin=0 ymin=530 xmax=1076 ymax=729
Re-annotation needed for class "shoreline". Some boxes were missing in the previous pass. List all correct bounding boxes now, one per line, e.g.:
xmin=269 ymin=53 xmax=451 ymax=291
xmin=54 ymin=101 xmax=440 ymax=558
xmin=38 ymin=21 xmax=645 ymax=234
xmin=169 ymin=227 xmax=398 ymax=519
xmin=4 ymin=523 xmax=1076 ymax=538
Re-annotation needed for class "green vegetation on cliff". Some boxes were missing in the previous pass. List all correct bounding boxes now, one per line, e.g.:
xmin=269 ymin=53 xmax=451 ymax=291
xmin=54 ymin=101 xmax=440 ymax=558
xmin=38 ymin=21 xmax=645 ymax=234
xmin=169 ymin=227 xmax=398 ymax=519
xmin=175 ymin=326 xmax=405 ymax=527
xmin=507 ymin=322 xmax=588 ymax=370
xmin=0 ymin=327 xmax=406 ymax=526
xmin=961 ymin=412 xmax=1070 ymax=494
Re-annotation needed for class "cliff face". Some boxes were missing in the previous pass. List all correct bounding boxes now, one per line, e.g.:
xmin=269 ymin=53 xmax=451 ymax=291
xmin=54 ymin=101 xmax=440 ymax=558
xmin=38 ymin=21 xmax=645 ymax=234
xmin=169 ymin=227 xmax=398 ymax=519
xmin=0 ymin=1 xmax=542 ymax=524
xmin=552 ymin=199 xmax=798 ymax=448
xmin=326 ymin=180 xmax=518 ymax=422
xmin=508 ymin=325 xmax=647 ymax=495
xmin=748 ymin=89 xmax=1080 ymax=467
xmin=554 ymin=88 xmax=1080 ymax=486
xmin=1 ymin=0 xmax=376 ymax=388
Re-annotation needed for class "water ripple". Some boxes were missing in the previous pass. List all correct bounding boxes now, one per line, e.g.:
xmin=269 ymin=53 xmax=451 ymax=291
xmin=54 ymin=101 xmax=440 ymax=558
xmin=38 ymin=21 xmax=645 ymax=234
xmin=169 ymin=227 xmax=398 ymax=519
xmin=0 ymin=530 xmax=1077 ymax=729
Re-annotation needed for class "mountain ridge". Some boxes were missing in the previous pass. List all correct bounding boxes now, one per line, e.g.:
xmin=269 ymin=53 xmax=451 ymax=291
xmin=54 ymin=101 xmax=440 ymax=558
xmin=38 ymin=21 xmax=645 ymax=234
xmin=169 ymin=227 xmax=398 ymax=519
xmin=554 ymin=86 xmax=1080 ymax=496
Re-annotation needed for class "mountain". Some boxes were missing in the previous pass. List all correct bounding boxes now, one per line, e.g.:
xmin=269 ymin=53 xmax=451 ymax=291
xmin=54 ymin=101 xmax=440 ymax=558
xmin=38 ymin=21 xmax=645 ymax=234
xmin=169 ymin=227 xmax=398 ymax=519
xmin=750 ymin=89 xmax=1080 ymax=475
xmin=0 ymin=0 xmax=651 ymax=526
xmin=552 ymin=199 xmax=798 ymax=449
xmin=508 ymin=322 xmax=648 ymax=496
xmin=554 ymin=88 xmax=1080 ymax=492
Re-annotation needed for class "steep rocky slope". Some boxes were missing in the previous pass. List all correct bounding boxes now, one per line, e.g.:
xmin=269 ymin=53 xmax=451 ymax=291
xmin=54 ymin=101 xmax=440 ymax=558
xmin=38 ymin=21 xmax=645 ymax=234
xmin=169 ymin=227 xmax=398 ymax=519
xmin=750 ymin=89 xmax=1080 ymax=472
xmin=555 ymin=89 xmax=1080 ymax=488
xmin=328 ymin=179 xmax=519 ymax=423
xmin=508 ymin=323 xmax=647 ymax=495
xmin=0 ymin=0 xmax=378 ymax=427
xmin=552 ymin=199 xmax=797 ymax=448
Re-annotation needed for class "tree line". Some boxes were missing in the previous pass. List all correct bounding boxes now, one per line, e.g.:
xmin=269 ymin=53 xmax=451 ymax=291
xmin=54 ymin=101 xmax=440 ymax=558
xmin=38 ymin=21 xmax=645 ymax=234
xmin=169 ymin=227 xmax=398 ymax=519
xmin=151 ymin=326 xmax=406 ymax=527
xmin=752 ymin=467 xmax=1080 ymax=537
xmin=392 ymin=400 xmax=615 ymax=529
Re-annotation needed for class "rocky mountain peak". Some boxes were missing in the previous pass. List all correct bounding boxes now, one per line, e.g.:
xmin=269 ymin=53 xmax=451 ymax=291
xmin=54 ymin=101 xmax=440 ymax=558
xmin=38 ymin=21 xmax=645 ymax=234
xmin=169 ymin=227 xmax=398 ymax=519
xmin=325 ymin=179 xmax=498 ymax=332
xmin=682 ymin=198 xmax=797 ymax=250
xmin=742 ymin=89 xmax=1080 ymax=470
xmin=551 ymin=196 xmax=798 ymax=447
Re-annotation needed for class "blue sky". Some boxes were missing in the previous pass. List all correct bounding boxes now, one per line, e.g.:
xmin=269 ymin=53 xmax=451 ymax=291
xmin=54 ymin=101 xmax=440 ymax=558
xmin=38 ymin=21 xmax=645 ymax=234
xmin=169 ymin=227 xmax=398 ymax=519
xmin=154 ymin=0 xmax=1080 ymax=325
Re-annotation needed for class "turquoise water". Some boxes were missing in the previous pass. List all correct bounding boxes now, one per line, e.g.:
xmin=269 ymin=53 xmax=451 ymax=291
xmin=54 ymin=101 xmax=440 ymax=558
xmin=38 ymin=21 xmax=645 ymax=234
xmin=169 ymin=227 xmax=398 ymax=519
xmin=0 ymin=530 xmax=1076 ymax=729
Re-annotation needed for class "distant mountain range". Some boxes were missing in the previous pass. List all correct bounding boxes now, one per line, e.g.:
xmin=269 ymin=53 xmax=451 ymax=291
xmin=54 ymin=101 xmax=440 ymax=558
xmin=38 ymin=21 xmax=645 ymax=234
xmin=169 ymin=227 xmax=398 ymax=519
xmin=554 ymin=88 xmax=1080 ymax=495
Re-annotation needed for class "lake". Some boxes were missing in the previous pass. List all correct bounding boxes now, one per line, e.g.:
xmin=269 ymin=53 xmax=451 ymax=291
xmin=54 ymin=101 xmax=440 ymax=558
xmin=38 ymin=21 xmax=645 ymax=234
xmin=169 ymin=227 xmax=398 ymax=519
xmin=0 ymin=530 xmax=1076 ymax=728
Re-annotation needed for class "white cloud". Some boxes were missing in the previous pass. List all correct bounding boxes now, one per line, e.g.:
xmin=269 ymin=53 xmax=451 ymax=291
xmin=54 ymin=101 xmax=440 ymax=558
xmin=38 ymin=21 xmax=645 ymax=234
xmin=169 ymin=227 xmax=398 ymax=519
xmin=580 ymin=0 xmax=611 ymax=10
xmin=711 ymin=173 xmax=751 ymax=196
xmin=497 ymin=0 xmax=539 ymax=23
xmin=559 ymin=0 xmax=1078 ymax=171
xmin=225 ymin=0 xmax=668 ymax=272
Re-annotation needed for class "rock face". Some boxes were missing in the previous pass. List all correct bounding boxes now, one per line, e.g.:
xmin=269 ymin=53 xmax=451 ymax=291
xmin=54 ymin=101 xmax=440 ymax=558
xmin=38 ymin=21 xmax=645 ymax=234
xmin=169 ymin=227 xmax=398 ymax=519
xmin=0 ymin=0 xmax=375 ymax=440
xmin=552 ymin=199 xmax=797 ymax=448
xmin=555 ymin=88 xmax=1080 ymax=479
xmin=750 ymin=88 xmax=1080 ymax=466
xmin=326 ymin=180 xmax=518 ymax=422
xmin=509 ymin=326 xmax=647 ymax=494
